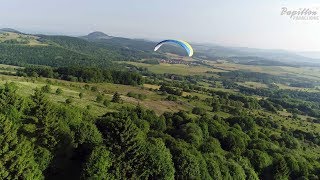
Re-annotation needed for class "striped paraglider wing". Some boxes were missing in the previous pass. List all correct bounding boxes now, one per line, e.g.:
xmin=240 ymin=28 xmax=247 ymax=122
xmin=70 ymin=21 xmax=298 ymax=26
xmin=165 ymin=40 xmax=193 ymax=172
xmin=154 ymin=39 xmax=194 ymax=57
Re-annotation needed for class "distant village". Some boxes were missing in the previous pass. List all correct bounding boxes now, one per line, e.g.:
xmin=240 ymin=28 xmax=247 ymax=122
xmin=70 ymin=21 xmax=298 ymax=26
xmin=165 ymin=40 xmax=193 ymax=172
xmin=160 ymin=59 xmax=207 ymax=66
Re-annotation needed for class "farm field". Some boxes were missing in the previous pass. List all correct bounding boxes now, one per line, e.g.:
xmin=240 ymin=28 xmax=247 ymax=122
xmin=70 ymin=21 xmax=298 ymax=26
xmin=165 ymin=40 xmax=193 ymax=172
xmin=125 ymin=61 xmax=224 ymax=75
xmin=211 ymin=61 xmax=320 ymax=81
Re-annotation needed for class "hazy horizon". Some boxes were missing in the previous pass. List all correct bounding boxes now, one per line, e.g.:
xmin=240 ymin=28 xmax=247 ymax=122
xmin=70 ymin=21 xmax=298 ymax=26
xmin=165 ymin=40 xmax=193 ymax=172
xmin=1 ymin=0 xmax=320 ymax=52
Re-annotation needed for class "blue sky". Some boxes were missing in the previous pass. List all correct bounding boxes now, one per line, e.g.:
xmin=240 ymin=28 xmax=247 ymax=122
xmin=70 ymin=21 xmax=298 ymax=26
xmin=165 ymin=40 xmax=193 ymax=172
xmin=0 ymin=0 xmax=319 ymax=51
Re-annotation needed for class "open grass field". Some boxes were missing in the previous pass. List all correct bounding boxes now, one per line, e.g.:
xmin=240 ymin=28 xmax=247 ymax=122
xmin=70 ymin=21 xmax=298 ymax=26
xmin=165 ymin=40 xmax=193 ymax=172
xmin=163 ymin=53 xmax=195 ymax=62
xmin=209 ymin=61 xmax=320 ymax=81
xmin=237 ymin=81 xmax=269 ymax=89
xmin=274 ymin=110 xmax=320 ymax=133
xmin=143 ymin=83 xmax=160 ymax=90
xmin=0 ymin=32 xmax=47 ymax=46
xmin=0 ymin=74 xmax=190 ymax=115
xmin=236 ymin=81 xmax=320 ymax=96
xmin=125 ymin=62 xmax=224 ymax=75
xmin=278 ymin=66 xmax=320 ymax=81
xmin=0 ymin=64 xmax=22 ymax=69
xmin=0 ymin=64 xmax=22 ymax=74
xmin=275 ymin=83 xmax=320 ymax=92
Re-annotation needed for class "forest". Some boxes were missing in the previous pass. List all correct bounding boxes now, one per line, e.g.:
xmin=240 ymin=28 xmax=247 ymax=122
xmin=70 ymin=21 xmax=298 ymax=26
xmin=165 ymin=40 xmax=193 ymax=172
xmin=17 ymin=66 xmax=144 ymax=85
xmin=0 ymin=35 xmax=164 ymax=68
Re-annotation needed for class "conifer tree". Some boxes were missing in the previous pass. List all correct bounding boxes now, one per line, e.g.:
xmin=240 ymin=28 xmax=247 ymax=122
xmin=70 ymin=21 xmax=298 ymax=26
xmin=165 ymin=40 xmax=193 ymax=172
xmin=273 ymin=156 xmax=289 ymax=180
xmin=111 ymin=92 xmax=121 ymax=103
xmin=0 ymin=83 xmax=25 ymax=120
xmin=145 ymin=138 xmax=175 ymax=180
xmin=82 ymin=146 xmax=113 ymax=179
xmin=96 ymin=116 xmax=147 ymax=179
xmin=27 ymin=89 xmax=58 ymax=150
xmin=0 ymin=115 xmax=43 ymax=179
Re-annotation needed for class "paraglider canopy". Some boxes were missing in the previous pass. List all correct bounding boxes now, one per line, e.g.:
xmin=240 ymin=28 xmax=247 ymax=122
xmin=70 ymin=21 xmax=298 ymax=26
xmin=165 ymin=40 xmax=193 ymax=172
xmin=154 ymin=39 xmax=194 ymax=57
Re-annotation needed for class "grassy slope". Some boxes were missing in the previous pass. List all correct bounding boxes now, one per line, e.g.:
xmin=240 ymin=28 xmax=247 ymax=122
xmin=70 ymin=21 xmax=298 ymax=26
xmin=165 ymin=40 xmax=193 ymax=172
xmin=1 ymin=62 xmax=319 ymax=139
xmin=210 ymin=61 xmax=320 ymax=81
xmin=0 ymin=32 xmax=46 ymax=46
xmin=0 ymin=74 xmax=188 ymax=115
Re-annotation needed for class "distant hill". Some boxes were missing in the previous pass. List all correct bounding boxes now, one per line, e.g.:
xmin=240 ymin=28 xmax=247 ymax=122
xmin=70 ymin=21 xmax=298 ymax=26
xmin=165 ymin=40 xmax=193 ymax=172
xmin=80 ymin=32 xmax=194 ymax=57
xmin=192 ymin=44 xmax=320 ymax=66
xmin=0 ymin=29 xmax=319 ymax=68
xmin=80 ymin=32 xmax=154 ymax=51
xmin=0 ymin=31 xmax=163 ymax=68
xmin=0 ymin=32 xmax=46 ymax=45
xmin=297 ymin=51 xmax=320 ymax=59
xmin=80 ymin=31 xmax=113 ymax=40
xmin=0 ymin=28 xmax=21 ymax=34
xmin=80 ymin=31 xmax=320 ymax=66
